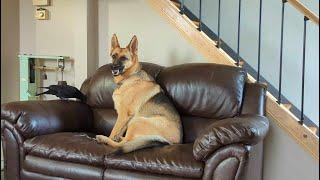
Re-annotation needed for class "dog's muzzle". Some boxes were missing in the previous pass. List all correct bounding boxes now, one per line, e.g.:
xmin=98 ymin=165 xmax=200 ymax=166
xmin=111 ymin=64 xmax=125 ymax=76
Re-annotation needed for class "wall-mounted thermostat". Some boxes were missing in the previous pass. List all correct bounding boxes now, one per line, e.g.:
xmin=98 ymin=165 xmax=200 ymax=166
xmin=33 ymin=0 xmax=50 ymax=6
xmin=35 ymin=8 xmax=49 ymax=20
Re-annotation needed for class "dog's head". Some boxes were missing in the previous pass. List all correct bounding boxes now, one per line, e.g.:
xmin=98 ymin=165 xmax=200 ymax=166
xmin=110 ymin=34 xmax=139 ymax=76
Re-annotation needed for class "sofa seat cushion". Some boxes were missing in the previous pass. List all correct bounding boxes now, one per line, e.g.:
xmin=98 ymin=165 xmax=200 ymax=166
xmin=105 ymin=143 xmax=204 ymax=178
xmin=24 ymin=132 xmax=114 ymax=166
xmin=23 ymin=155 xmax=104 ymax=180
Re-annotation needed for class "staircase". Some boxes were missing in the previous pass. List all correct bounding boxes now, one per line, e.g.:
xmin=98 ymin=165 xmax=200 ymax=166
xmin=146 ymin=0 xmax=319 ymax=160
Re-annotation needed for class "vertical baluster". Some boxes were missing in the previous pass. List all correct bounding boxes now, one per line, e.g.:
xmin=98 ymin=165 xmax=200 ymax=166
xmin=216 ymin=0 xmax=221 ymax=48
xmin=198 ymin=0 xmax=202 ymax=31
xmin=278 ymin=0 xmax=287 ymax=104
xmin=257 ymin=0 xmax=263 ymax=82
xmin=180 ymin=0 xmax=185 ymax=15
xmin=236 ymin=0 xmax=242 ymax=66
xmin=300 ymin=16 xmax=308 ymax=125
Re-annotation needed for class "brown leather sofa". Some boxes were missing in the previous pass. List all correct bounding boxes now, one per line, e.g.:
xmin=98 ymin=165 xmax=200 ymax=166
xmin=1 ymin=63 xmax=269 ymax=180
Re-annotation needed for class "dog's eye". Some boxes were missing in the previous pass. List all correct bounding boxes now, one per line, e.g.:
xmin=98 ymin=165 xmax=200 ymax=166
xmin=112 ymin=55 xmax=117 ymax=59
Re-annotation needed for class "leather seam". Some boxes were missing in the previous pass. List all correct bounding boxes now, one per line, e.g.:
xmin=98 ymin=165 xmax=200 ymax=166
xmin=3 ymin=123 xmax=22 ymax=148
xmin=12 ymin=112 xmax=27 ymax=139
xmin=24 ymin=146 xmax=105 ymax=166
xmin=107 ymin=158 xmax=201 ymax=171
xmin=22 ymin=169 xmax=71 ymax=180
xmin=15 ymin=112 xmax=23 ymax=124
xmin=3 ymin=127 xmax=21 ymax=179
xmin=102 ymin=154 xmax=107 ymax=179
xmin=234 ymin=157 xmax=242 ymax=179
xmin=1 ymin=134 xmax=7 ymax=179
xmin=1 ymin=112 xmax=23 ymax=125
xmin=106 ymin=158 xmax=202 ymax=177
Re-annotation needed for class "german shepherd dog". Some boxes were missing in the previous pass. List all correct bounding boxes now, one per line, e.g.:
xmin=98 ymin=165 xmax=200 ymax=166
xmin=96 ymin=34 xmax=182 ymax=154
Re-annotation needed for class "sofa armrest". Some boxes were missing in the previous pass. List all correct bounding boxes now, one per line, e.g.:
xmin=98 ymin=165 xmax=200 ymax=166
xmin=1 ymin=100 xmax=93 ymax=139
xmin=193 ymin=115 xmax=269 ymax=161
xmin=202 ymin=144 xmax=248 ymax=180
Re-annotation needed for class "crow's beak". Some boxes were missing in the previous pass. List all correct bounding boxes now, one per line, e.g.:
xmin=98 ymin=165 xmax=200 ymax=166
xmin=35 ymin=90 xmax=49 ymax=96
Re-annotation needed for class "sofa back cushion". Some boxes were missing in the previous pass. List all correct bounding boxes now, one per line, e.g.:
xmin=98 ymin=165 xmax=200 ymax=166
xmin=157 ymin=63 xmax=247 ymax=119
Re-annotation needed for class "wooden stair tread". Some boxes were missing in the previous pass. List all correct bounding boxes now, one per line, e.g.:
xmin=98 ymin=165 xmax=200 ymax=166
xmin=170 ymin=0 xmax=180 ymax=8
xmin=193 ymin=20 xmax=200 ymax=27
xmin=308 ymin=127 xmax=318 ymax=134
xmin=283 ymin=103 xmax=293 ymax=110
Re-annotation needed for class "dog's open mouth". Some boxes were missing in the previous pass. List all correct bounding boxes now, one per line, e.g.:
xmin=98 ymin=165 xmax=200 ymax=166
xmin=111 ymin=65 xmax=125 ymax=76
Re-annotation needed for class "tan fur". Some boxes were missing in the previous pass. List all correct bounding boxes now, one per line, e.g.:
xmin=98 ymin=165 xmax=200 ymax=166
xmin=96 ymin=35 xmax=182 ymax=153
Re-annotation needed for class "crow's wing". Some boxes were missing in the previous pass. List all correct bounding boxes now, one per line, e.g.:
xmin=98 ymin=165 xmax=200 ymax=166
xmin=48 ymin=85 xmax=62 ymax=92
xmin=56 ymin=85 xmax=84 ymax=99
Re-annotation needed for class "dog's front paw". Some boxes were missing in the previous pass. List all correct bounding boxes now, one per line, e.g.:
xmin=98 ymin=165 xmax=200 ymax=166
xmin=96 ymin=135 xmax=108 ymax=144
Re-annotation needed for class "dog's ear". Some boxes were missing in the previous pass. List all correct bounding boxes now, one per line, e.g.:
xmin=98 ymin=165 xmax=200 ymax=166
xmin=127 ymin=35 xmax=138 ymax=55
xmin=111 ymin=34 xmax=120 ymax=51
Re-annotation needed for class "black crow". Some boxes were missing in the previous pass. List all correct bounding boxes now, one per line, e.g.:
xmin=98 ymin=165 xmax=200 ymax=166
xmin=36 ymin=84 xmax=87 ymax=102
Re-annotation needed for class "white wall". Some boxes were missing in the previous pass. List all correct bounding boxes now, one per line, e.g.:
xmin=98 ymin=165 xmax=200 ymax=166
xmin=19 ymin=0 xmax=98 ymax=91
xmin=1 ymin=0 xmax=7 ymax=104
xmin=98 ymin=0 xmax=207 ymax=67
xmin=2 ymin=0 xmax=20 ymax=103
xmin=264 ymin=118 xmax=319 ymax=180
xmin=1 ymin=0 xmax=5 ymax=169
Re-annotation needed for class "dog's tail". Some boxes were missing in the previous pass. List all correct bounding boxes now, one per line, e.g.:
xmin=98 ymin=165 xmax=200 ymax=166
xmin=110 ymin=136 xmax=171 ymax=155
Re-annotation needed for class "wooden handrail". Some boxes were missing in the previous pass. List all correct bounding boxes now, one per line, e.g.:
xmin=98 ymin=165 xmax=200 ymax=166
xmin=287 ymin=0 xmax=319 ymax=25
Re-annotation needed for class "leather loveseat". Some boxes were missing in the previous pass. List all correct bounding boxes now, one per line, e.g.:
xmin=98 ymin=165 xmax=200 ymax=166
xmin=1 ymin=62 xmax=269 ymax=180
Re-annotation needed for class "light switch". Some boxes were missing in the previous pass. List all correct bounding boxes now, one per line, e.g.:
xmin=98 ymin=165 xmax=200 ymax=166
xmin=35 ymin=8 xmax=49 ymax=20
